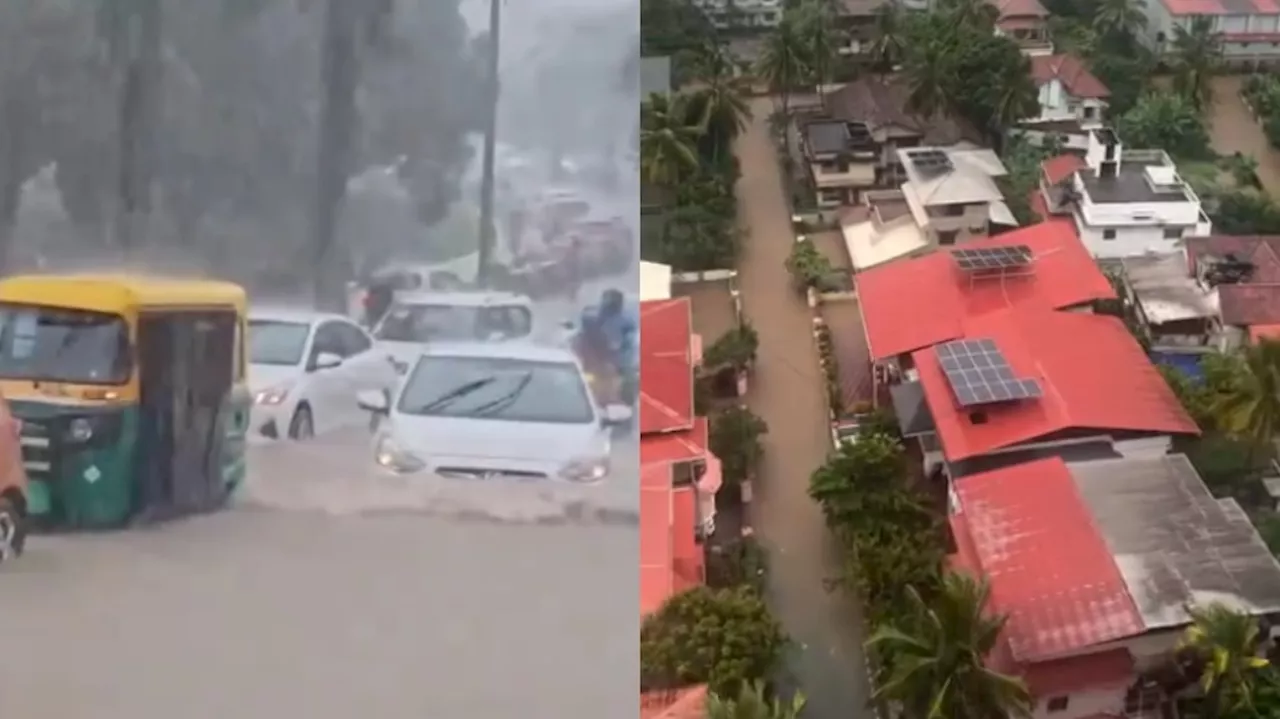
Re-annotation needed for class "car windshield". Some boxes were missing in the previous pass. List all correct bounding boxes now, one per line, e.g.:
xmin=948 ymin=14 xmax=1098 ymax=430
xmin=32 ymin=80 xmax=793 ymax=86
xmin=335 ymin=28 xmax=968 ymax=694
xmin=374 ymin=304 xmax=532 ymax=343
xmin=0 ymin=305 xmax=131 ymax=384
xmin=397 ymin=356 xmax=593 ymax=424
xmin=249 ymin=320 xmax=310 ymax=366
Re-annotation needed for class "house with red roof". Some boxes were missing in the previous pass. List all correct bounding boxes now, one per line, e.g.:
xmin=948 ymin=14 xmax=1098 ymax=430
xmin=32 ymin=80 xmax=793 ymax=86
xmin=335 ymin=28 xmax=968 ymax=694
xmin=889 ymin=308 xmax=1198 ymax=483
xmin=1012 ymin=54 xmax=1110 ymax=153
xmin=1140 ymin=0 xmax=1280 ymax=66
xmin=950 ymin=454 xmax=1280 ymax=718
xmin=641 ymin=686 xmax=708 ymax=719
xmin=1184 ymin=235 xmax=1280 ymax=344
xmin=990 ymin=0 xmax=1054 ymax=55
xmin=855 ymin=221 xmax=1114 ymax=377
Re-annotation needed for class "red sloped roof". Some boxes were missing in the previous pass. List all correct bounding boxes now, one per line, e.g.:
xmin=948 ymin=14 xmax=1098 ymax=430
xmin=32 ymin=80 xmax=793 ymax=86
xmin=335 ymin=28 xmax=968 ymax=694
xmin=1041 ymin=154 xmax=1087 ymax=186
xmin=641 ymin=299 xmax=695 ymax=434
xmin=641 ymin=463 xmax=675 ymax=616
xmin=641 ymin=418 xmax=708 ymax=466
xmin=954 ymin=458 xmax=1145 ymax=660
xmin=913 ymin=309 xmax=1198 ymax=461
xmin=1029 ymin=54 xmax=1110 ymax=98
xmin=641 ymin=686 xmax=709 ymax=719
xmin=856 ymin=222 xmax=1115 ymax=362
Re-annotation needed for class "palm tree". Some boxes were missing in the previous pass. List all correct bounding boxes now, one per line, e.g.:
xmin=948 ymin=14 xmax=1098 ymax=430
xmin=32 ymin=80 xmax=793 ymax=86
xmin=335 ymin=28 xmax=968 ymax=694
xmin=866 ymin=3 xmax=908 ymax=76
xmin=1092 ymin=0 xmax=1147 ymax=41
xmin=706 ymin=682 xmax=807 ymax=719
xmin=793 ymin=1 xmax=840 ymax=106
xmin=1180 ymin=603 xmax=1270 ymax=717
xmin=1213 ymin=338 xmax=1280 ymax=456
xmin=939 ymin=0 xmax=999 ymax=29
xmin=866 ymin=572 xmax=1033 ymax=719
xmin=1169 ymin=15 xmax=1223 ymax=113
xmin=640 ymin=93 xmax=702 ymax=187
xmin=686 ymin=43 xmax=752 ymax=156
xmin=902 ymin=40 xmax=955 ymax=121
xmin=755 ymin=15 xmax=808 ymax=156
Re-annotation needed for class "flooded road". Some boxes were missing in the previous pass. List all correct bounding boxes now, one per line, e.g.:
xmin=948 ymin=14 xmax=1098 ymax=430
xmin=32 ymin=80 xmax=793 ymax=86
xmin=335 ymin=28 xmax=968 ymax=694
xmin=734 ymin=98 xmax=875 ymax=717
xmin=0 ymin=432 xmax=638 ymax=718
xmin=1207 ymin=75 xmax=1280 ymax=195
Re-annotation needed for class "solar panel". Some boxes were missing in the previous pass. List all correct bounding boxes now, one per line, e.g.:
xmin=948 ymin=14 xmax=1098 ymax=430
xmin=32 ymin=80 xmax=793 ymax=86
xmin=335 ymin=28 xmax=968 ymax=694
xmin=909 ymin=150 xmax=953 ymax=173
xmin=936 ymin=339 xmax=1044 ymax=407
xmin=952 ymin=245 xmax=1034 ymax=272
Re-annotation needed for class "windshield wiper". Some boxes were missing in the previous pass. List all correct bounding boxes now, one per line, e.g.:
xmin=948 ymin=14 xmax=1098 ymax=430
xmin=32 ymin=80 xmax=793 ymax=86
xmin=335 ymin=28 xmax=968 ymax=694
xmin=470 ymin=372 xmax=534 ymax=417
xmin=408 ymin=376 xmax=499 ymax=414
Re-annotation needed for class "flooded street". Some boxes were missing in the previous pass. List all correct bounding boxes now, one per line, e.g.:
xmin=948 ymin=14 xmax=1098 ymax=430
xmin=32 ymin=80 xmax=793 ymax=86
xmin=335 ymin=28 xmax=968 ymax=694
xmin=1207 ymin=75 xmax=1280 ymax=194
xmin=0 ymin=432 xmax=638 ymax=718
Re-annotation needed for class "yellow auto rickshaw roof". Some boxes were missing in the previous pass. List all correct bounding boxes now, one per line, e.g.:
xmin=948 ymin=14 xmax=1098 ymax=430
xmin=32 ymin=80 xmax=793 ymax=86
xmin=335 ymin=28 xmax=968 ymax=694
xmin=0 ymin=273 xmax=247 ymax=314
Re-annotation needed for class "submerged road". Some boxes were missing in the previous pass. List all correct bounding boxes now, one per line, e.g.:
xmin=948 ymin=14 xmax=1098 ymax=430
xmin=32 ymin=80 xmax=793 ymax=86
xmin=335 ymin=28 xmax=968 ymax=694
xmin=0 ymin=433 xmax=638 ymax=719
xmin=734 ymin=99 xmax=874 ymax=716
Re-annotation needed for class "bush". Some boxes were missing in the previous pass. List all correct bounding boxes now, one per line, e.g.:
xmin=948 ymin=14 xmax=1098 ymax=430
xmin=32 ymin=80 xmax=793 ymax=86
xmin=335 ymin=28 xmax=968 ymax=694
xmin=702 ymin=322 xmax=759 ymax=374
xmin=815 ymin=324 xmax=844 ymax=417
xmin=640 ymin=585 xmax=788 ymax=696
xmin=709 ymin=406 xmax=768 ymax=485
xmin=784 ymin=238 xmax=833 ymax=292
xmin=705 ymin=536 xmax=768 ymax=593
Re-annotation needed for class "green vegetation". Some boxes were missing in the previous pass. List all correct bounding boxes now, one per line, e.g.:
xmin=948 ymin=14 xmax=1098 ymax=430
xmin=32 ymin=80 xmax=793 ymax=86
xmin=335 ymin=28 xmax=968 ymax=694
xmin=1242 ymin=74 xmax=1280 ymax=150
xmin=702 ymin=322 xmax=760 ymax=376
xmin=709 ymin=405 xmax=769 ymax=486
xmin=784 ymin=238 xmax=835 ymax=293
xmin=706 ymin=681 xmax=807 ymax=719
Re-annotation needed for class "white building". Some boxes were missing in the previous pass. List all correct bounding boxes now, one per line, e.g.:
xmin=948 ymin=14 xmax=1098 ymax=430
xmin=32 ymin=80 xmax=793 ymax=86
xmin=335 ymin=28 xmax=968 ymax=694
xmin=1040 ymin=128 xmax=1212 ymax=259
xmin=1013 ymin=54 xmax=1110 ymax=152
xmin=1140 ymin=0 xmax=1280 ymax=66
xmin=897 ymin=147 xmax=1015 ymax=246
xmin=692 ymin=0 xmax=782 ymax=29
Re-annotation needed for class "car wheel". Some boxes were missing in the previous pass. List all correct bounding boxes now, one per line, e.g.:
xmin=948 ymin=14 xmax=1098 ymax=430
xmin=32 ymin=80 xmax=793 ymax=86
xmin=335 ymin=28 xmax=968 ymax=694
xmin=289 ymin=405 xmax=315 ymax=440
xmin=0 ymin=496 xmax=27 ymax=564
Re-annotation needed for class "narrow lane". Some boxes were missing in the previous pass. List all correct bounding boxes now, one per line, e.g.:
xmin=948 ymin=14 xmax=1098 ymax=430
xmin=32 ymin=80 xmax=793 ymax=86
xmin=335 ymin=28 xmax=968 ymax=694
xmin=1206 ymin=75 xmax=1280 ymax=195
xmin=734 ymin=98 xmax=874 ymax=717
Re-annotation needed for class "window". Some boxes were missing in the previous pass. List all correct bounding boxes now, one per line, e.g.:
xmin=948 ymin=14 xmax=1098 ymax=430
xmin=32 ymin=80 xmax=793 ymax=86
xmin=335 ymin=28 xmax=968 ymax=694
xmin=1163 ymin=227 xmax=1183 ymax=240
xmin=1082 ymin=106 xmax=1096 ymax=120
xmin=0 ymin=305 xmax=131 ymax=385
xmin=942 ymin=203 xmax=966 ymax=217
xmin=1047 ymin=696 xmax=1069 ymax=712
xmin=309 ymin=322 xmax=346 ymax=367
xmin=1103 ymin=229 xmax=1117 ymax=240
xmin=937 ymin=230 xmax=959 ymax=245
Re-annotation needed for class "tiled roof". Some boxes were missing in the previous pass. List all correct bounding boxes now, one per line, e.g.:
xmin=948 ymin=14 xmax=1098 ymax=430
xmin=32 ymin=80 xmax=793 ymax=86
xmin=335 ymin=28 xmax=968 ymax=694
xmin=1041 ymin=154 xmax=1087 ymax=186
xmin=826 ymin=76 xmax=980 ymax=145
xmin=641 ymin=417 xmax=708 ymax=466
xmin=1162 ymin=0 xmax=1279 ymax=16
xmin=953 ymin=458 xmax=1146 ymax=661
xmin=856 ymin=222 xmax=1115 ymax=361
xmin=1029 ymin=55 xmax=1110 ymax=99
xmin=641 ymin=299 xmax=695 ymax=434
xmin=991 ymin=0 xmax=1049 ymax=17
xmin=641 ymin=686 xmax=709 ymax=719
xmin=913 ymin=309 xmax=1199 ymax=461
xmin=1220 ymin=284 xmax=1280 ymax=326
xmin=1185 ymin=235 xmax=1280 ymax=282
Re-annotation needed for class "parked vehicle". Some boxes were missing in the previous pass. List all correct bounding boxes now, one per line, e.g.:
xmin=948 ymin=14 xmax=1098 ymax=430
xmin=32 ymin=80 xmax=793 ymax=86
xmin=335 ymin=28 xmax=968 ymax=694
xmin=370 ymin=290 xmax=544 ymax=374
xmin=348 ymin=257 xmax=478 ymax=327
xmin=356 ymin=342 xmax=631 ymax=482
xmin=248 ymin=308 xmax=398 ymax=440
xmin=0 ymin=273 xmax=250 ymax=529
xmin=0 ymin=392 xmax=29 ymax=562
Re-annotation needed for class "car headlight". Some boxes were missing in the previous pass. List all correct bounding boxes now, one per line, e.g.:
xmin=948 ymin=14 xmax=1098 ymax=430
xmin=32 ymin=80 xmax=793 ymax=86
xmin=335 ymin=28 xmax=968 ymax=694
xmin=559 ymin=457 xmax=609 ymax=483
xmin=374 ymin=435 xmax=425 ymax=473
xmin=67 ymin=417 xmax=94 ymax=443
xmin=254 ymin=386 xmax=291 ymax=405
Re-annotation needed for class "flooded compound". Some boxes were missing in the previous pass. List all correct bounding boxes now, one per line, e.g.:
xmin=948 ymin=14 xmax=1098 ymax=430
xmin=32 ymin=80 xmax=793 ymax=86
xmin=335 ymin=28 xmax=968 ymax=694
xmin=0 ymin=430 xmax=638 ymax=719
xmin=1208 ymin=75 xmax=1280 ymax=194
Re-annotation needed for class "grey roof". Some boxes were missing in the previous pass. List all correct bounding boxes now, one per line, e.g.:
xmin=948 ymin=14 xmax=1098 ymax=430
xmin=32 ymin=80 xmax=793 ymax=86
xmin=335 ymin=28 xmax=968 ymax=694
xmin=1079 ymin=153 xmax=1195 ymax=205
xmin=640 ymin=56 xmax=671 ymax=98
xmin=1071 ymin=454 xmax=1280 ymax=630
xmin=890 ymin=382 xmax=935 ymax=437
xmin=805 ymin=121 xmax=852 ymax=156
xmin=1119 ymin=252 xmax=1219 ymax=324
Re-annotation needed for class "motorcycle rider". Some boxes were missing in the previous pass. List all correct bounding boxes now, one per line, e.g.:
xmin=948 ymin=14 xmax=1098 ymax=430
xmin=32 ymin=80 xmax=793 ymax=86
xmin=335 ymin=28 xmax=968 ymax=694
xmin=579 ymin=288 xmax=638 ymax=406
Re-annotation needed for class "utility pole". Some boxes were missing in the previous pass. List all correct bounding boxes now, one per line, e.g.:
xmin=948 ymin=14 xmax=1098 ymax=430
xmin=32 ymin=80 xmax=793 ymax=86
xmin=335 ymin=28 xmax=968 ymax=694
xmin=476 ymin=0 xmax=501 ymax=287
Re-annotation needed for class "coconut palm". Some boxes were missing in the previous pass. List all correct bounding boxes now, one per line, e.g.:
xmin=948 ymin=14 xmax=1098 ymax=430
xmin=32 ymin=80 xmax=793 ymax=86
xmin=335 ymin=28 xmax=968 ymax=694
xmin=1180 ymin=603 xmax=1271 ymax=716
xmin=1092 ymin=0 xmax=1148 ymax=40
xmin=706 ymin=682 xmax=807 ymax=719
xmin=902 ymin=39 xmax=955 ymax=121
xmin=793 ymin=0 xmax=841 ymax=105
xmin=755 ymin=15 xmax=809 ymax=156
xmin=1213 ymin=338 xmax=1280 ymax=454
xmin=640 ymin=93 xmax=702 ymax=187
xmin=938 ymin=0 xmax=999 ymax=29
xmin=866 ymin=3 xmax=908 ymax=75
xmin=1169 ymin=15 xmax=1223 ymax=113
xmin=685 ymin=43 xmax=752 ymax=155
xmin=866 ymin=572 xmax=1033 ymax=719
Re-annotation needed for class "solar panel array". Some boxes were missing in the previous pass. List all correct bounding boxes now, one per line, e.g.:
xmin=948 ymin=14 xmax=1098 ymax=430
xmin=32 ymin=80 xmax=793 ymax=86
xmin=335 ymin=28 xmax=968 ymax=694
xmin=910 ymin=149 xmax=952 ymax=174
xmin=936 ymin=339 xmax=1043 ymax=407
xmin=848 ymin=122 xmax=872 ymax=144
xmin=952 ymin=245 xmax=1034 ymax=272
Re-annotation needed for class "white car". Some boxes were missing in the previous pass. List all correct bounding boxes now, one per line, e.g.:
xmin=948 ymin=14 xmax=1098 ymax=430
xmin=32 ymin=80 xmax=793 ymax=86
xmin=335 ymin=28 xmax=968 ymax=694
xmin=248 ymin=309 xmax=398 ymax=440
xmin=356 ymin=342 xmax=632 ymax=483
xmin=371 ymin=290 xmax=551 ymax=374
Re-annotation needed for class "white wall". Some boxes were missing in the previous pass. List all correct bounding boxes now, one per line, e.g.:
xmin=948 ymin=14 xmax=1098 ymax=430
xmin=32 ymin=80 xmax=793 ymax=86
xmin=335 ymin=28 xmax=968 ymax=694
xmin=1114 ymin=435 xmax=1173 ymax=459
xmin=1033 ymin=685 xmax=1127 ymax=719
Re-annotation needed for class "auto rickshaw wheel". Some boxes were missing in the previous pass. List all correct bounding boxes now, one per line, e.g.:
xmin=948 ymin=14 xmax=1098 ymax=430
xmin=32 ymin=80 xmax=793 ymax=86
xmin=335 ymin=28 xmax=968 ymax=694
xmin=289 ymin=405 xmax=315 ymax=441
xmin=0 ymin=496 xmax=27 ymax=563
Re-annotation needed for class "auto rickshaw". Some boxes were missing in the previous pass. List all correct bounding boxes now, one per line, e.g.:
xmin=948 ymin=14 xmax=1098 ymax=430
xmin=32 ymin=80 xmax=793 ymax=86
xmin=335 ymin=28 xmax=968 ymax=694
xmin=0 ymin=274 xmax=250 ymax=529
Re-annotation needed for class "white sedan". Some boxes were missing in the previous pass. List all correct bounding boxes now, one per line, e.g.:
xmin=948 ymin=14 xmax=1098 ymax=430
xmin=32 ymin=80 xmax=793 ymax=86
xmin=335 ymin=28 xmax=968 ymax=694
xmin=249 ymin=309 xmax=398 ymax=440
xmin=356 ymin=342 xmax=631 ymax=482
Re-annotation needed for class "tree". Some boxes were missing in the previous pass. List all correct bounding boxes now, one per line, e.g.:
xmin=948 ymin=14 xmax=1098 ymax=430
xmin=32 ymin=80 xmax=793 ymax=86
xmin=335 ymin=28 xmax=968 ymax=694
xmin=640 ymin=93 xmax=703 ymax=187
xmin=1180 ymin=603 xmax=1271 ymax=717
xmin=701 ymin=322 xmax=758 ymax=374
xmin=755 ymin=16 xmax=808 ymax=156
xmin=1214 ymin=339 xmax=1280 ymax=456
xmin=684 ymin=43 xmax=752 ymax=161
xmin=867 ymin=572 xmax=1033 ymax=719
xmin=640 ymin=585 xmax=788 ymax=696
xmin=1092 ymin=0 xmax=1147 ymax=42
xmin=709 ymin=406 xmax=768 ymax=485
xmin=706 ymin=682 xmax=807 ymax=719
xmin=808 ymin=432 xmax=909 ymax=526
xmin=938 ymin=0 xmax=999 ymax=29
xmin=866 ymin=3 xmax=908 ymax=75
xmin=793 ymin=0 xmax=841 ymax=104
xmin=1213 ymin=190 xmax=1280 ymax=235
xmin=1169 ymin=15 xmax=1222 ymax=113
xmin=1118 ymin=92 xmax=1213 ymax=160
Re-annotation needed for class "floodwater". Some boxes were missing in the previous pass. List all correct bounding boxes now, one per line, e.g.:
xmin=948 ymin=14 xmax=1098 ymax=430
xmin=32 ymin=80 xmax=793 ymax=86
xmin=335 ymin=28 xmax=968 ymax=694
xmin=0 ymin=430 xmax=638 ymax=719
xmin=1206 ymin=75 xmax=1280 ymax=195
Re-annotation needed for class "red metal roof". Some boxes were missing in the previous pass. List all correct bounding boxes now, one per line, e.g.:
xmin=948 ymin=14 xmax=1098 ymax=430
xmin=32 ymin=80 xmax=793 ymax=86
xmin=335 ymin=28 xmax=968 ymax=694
xmin=1029 ymin=55 xmax=1110 ymax=99
xmin=1041 ymin=154 xmax=1087 ymax=186
xmin=914 ymin=309 xmax=1198 ymax=461
xmin=857 ymin=222 xmax=1115 ymax=362
xmin=641 ymin=299 xmax=695 ymax=435
xmin=641 ymin=686 xmax=709 ymax=719
xmin=954 ymin=458 xmax=1145 ymax=660
xmin=641 ymin=464 xmax=704 ymax=617
xmin=1163 ymin=0 xmax=1278 ymax=15
xmin=641 ymin=418 xmax=708 ymax=466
